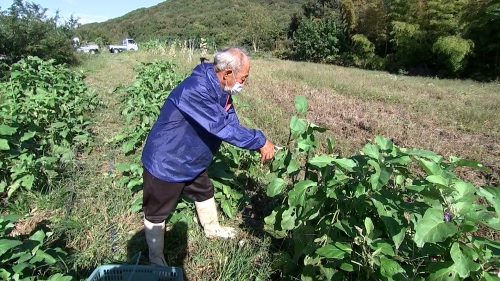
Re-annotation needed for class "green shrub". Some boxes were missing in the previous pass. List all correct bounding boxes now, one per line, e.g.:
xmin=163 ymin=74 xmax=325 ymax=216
xmin=0 ymin=0 xmax=78 ymax=68
xmin=432 ymin=35 xmax=474 ymax=75
xmin=0 ymin=214 xmax=72 ymax=280
xmin=292 ymin=17 xmax=346 ymax=63
xmin=265 ymin=96 xmax=500 ymax=280
xmin=0 ymin=56 xmax=98 ymax=198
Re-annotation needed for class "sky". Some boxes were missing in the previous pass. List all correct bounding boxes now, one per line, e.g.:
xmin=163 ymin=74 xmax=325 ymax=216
xmin=0 ymin=0 xmax=166 ymax=24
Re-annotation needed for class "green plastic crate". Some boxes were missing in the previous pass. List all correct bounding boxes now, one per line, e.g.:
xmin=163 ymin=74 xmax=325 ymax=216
xmin=87 ymin=264 xmax=183 ymax=281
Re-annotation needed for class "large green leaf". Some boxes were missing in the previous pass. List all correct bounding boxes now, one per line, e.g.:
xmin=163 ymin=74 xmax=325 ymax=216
xmin=402 ymin=148 xmax=443 ymax=163
xmin=477 ymin=186 xmax=500 ymax=214
xmin=29 ymin=229 xmax=46 ymax=244
xmin=0 ymin=239 xmax=22 ymax=256
xmin=453 ymin=181 xmax=476 ymax=203
xmin=281 ymin=208 xmax=297 ymax=230
xmin=267 ymin=178 xmax=286 ymax=197
xmin=379 ymin=256 xmax=406 ymax=280
xmin=365 ymin=217 xmax=374 ymax=238
xmin=427 ymin=262 xmax=460 ymax=281
xmin=427 ymin=175 xmax=450 ymax=187
xmin=290 ymin=116 xmax=307 ymax=137
xmin=19 ymin=174 xmax=35 ymax=190
xmin=0 ymin=268 xmax=10 ymax=279
xmin=332 ymin=158 xmax=356 ymax=172
xmin=316 ymin=242 xmax=352 ymax=259
xmin=370 ymin=240 xmax=395 ymax=256
xmin=308 ymin=155 xmax=334 ymax=168
xmin=414 ymin=207 xmax=458 ymax=248
xmin=12 ymin=262 xmax=32 ymax=274
xmin=264 ymin=209 xmax=287 ymax=239
xmin=122 ymin=140 xmax=136 ymax=153
xmin=452 ymin=181 xmax=476 ymax=215
xmin=450 ymin=156 xmax=490 ymax=172
xmin=476 ymin=187 xmax=500 ymax=230
xmin=450 ymin=242 xmax=480 ymax=278
xmin=35 ymin=249 xmax=57 ymax=265
xmin=416 ymin=157 xmax=442 ymax=176
xmin=20 ymin=131 xmax=36 ymax=142
xmin=385 ymin=155 xmax=412 ymax=165
xmin=0 ymin=125 xmax=17 ymax=135
xmin=368 ymin=160 xmax=392 ymax=190
xmin=294 ymin=95 xmax=308 ymax=114
xmin=0 ymin=139 xmax=9 ymax=150
xmin=288 ymin=180 xmax=316 ymax=207
xmin=362 ymin=143 xmax=381 ymax=160
xmin=375 ymin=136 xmax=394 ymax=151
xmin=287 ymin=159 xmax=301 ymax=174
xmin=50 ymin=122 xmax=67 ymax=129
xmin=371 ymin=196 xmax=406 ymax=250
xmin=221 ymin=200 xmax=235 ymax=218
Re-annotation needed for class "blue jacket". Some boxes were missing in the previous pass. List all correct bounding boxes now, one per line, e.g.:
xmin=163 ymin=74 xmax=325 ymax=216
xmin=141 ymin=62 xmax=266 ymax=182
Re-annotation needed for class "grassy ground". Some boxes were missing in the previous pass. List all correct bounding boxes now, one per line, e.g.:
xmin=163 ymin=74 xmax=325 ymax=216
xmin=242 ymin=59 xmax=500 ymax=185
xmin=8 ymin=49 xmax=499 ymax=280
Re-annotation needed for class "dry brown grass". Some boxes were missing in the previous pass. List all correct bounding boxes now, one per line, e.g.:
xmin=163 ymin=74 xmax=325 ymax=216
xmin=239 ymin=58 xmax=500 ymax=185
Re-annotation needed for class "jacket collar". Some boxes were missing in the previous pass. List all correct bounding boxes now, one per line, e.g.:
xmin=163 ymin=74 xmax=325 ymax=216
xmin=193 ymin=62 xmax=227 ymax=99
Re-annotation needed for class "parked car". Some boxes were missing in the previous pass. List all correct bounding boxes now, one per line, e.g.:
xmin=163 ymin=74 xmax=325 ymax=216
xmin=72 ymin=37 xmax=99 ymax=54
xmin=107 ymin=38 xmax=139 ymax=53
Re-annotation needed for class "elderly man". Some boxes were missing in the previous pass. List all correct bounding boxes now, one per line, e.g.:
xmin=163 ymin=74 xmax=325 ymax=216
xmin=141 ymin=47 xmax=275 ymax=265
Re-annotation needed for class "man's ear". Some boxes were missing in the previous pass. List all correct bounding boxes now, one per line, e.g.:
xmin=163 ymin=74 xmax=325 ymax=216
xmin=224 ymin=69 xmax=233 ymax=79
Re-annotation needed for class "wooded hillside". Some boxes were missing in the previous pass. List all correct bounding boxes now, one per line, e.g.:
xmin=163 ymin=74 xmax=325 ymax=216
xmin=75 ymin=0 xmax=307 ymax=49
xmin=76 ymin=0 xmax=500 ymax=80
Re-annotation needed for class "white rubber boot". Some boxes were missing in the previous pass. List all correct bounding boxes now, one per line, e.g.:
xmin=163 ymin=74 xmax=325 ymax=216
xmin=195 ymin=197 xmax=237 ymax=239
xmin=144 ymin=218 xmax=167 ymax=266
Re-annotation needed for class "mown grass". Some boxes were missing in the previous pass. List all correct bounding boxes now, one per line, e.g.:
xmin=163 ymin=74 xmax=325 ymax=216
xmin=240 ymin=58 xmax=500 ymax=187
xmin=8 ymin=49 xmax=499 ymax=280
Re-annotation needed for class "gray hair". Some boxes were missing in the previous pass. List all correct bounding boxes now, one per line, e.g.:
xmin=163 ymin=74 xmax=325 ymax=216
xmin=212 ymin=47 xmax=249 ymax=75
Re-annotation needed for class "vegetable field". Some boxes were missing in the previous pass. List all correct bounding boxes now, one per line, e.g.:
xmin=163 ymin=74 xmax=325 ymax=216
xmin=1 ymin=51 xmax=499 ymax=281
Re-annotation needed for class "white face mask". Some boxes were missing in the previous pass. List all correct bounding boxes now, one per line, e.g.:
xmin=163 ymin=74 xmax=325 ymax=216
xmin=224 ymin=73 xmax=243 ymax=95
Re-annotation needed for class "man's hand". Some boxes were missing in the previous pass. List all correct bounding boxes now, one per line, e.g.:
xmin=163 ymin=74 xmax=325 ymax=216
xmin=259 ymin=139 xmax=275 ymax=162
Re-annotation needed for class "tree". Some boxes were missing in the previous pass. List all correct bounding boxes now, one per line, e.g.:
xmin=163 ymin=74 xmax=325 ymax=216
xmin=462 ymin=0 xmax=500 ymax=79
xmin=0 ymin=0 xmax=78 ymax=67
xmin=242 ymin=4 xmax=280 ymax=52
xmin=292 ymin=16 xmax=346 ymax=63
xmin=339 ymin=0 xmax=357 ymax=38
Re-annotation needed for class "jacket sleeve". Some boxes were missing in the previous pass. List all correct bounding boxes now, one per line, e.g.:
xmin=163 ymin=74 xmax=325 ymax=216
xmin=175 ymin=86 xmax=266 ymax=150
